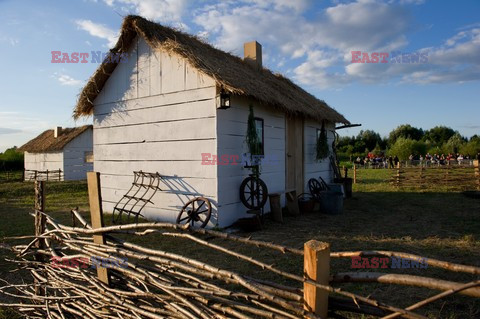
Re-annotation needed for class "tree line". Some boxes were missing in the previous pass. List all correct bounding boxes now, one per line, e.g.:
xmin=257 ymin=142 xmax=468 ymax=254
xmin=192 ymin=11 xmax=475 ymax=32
xmin=0 ymin=147 xmax=24 ymax=171
xmin=337 ymin=125 xmax=480 ymax=161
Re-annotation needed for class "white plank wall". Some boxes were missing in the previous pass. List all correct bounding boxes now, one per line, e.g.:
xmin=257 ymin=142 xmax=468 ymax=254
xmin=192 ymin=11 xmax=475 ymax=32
xmin=24 ymin=152 xmax=63 ymax=179
xmin=63 ymin=128 xmax=93 ymax=180
xmin=304 ymin=119 xmax=336 ymax=188
xmin=92 ymin=37 xmax=218 ymax=225
xmin=216 ymin=96 xmax=286 ymax=226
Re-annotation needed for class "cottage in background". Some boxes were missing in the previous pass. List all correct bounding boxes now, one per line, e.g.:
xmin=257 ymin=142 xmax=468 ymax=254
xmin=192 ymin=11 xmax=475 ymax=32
xmin=19 ymin=125 xmax=93 ymax=181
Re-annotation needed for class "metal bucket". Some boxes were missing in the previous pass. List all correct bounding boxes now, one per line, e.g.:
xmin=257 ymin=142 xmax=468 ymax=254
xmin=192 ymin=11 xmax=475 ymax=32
xmin=334 ymin=177 xmax=353 ymax=198
xmin=319 ymin=191 xmax=344 ymax=215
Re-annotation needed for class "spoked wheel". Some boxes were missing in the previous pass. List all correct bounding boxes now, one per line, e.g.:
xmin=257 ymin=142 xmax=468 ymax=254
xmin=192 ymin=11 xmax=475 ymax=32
xmin=308 ymin=178 xmax=322 ymax=201
xmin=240 ymin=176 xmax=268 ymax=210
xmin=176 ymin=197 xmax=212 ymax=228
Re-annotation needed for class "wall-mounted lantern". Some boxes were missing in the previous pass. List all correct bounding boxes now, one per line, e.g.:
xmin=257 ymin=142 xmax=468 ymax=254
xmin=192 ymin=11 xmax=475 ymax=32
xmin=217 ymin=89 xmax=231 ymax=109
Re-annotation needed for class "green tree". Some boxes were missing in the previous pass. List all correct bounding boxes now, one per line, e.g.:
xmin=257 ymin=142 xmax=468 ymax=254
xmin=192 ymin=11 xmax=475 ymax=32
xmin=387 ymin=138 xmax=426 ymax=160
xmin=353 ymin=139 xmax=367 ymax=154
xmin=470 ymin=135 xmax=480 ymax=143
xmin=459 ymin=140 xmax=480 ymax=157
xmin=357 ymin=130 xmax=382 ymax=152
xmin=423 ymin=126 xmax=456 ymax=145
xmin=445 ymin=133 xmax=466 ymax=154
xmin=0 ymin=147 xmax=24 ymax=171
xmin=371 ymin=143 xmax=383 ymax=156
xmin=428 ymin=145 xmax=447 ymax=156
xmin=388 ymin=124 xmax=424 ymax=145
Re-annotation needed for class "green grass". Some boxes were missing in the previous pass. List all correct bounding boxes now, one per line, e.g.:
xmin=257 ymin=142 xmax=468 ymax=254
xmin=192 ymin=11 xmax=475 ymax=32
xmin=1 ymin=170 xmax=479 ymax=318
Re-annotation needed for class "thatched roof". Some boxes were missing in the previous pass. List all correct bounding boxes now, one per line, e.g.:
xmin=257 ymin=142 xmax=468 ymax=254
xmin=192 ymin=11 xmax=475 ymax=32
xmin=74 ymin=15 xmax=349 ymax=124
xmin=19 ymin=125 xmax=92 ymax=153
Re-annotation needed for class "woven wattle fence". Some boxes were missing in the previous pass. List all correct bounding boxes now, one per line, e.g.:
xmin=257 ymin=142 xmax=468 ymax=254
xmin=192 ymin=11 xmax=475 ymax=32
xmin=0 ymin=173 xmax=479 ymax=319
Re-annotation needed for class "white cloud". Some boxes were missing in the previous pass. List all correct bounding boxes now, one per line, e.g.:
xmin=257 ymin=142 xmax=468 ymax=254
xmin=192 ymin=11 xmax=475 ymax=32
xmin=104 ymin=0 xmax=189 ymax=24
xmin=0 ymin=127 xmax=22 ymax=135
xmin=0 ymin=35 xmax=20 ymax=46
xmin=397 ymin=0 xmax=426 ymax=5
xmin=85 ymin=0 xmax=479 ymax=88
xmin=52 ymin=73 xmax=84 ymax=86
xmin=75 ymin=19 xmax=118 ymax=47
xmin=193 ymin=0 xmax=413 ymax=88
xmin=400 ymin=28 xmax=480 ymax=84
xmin=0 ymin=111 xmax=52 ymax=151
xmin=194 ymin=0 xmax=411 ymax=55
xmin=0 ymin=111 xmax=50 ymax=134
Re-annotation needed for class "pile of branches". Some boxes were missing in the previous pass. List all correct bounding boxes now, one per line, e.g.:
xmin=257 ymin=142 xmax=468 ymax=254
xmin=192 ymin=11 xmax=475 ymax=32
xmin=1 ymin=211 xmax=479 ymax=319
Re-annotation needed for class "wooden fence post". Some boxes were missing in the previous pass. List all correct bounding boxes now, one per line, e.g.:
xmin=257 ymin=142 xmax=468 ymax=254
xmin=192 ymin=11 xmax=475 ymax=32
xmin=304 ymin=240 xmax=330 ymax=318
xmin=353 ymin=165 xmax=357 ymax=184
xmin=34 ymin=181 xmax=46 ymax=295
xmin=396 ymin=162 xmax=401 ymax=187
xmin=474 ymin=160 xmax=479 ymax=190
xmin=34 ymin=181 xmax=46 ymax=255
xmin=58 ymin=169 xmax=61 ymax=181
xmin=87 ymin=171 xmax=111 ymax=286
xmin=419 ymin=166 xmax=424 ymax=186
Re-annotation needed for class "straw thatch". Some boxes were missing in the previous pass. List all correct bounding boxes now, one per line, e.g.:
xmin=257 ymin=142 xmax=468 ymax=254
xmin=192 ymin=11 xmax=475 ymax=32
xmin=74 ymin=15 xmax=349 ymax=124
xmin=19 ymin=125 xmax=92 ymax=153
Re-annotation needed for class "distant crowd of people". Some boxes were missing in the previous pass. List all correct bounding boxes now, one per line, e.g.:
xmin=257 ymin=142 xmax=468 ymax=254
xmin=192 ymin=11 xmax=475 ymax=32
xmin=354 ymin=152 xmax=480 ymax=168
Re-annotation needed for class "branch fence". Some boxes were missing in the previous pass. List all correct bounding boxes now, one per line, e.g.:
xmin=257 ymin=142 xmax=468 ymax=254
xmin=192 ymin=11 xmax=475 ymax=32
xmin=0 ymin=170 xmax=23 ymax=182
xmin=0 ymin=172 xmax=479 ymax=318
xmin=24 ymin=169 xmax=63 ymax=182
xmin=391 ymin=160 xmax=480 ymax=190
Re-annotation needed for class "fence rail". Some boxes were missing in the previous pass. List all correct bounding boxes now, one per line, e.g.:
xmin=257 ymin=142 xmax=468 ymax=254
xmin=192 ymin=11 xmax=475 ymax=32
xmin=391 ymin=160 xmax=480 ymax=190
xmin=355 ymin=159 xmax=476 ymax=169
xmin=0 ymin=170 xmax=23 ymax=182
xmin=0 ymin=176 xmax=479 ymax=318
xmin=24 ymin=169 xmax=63 ymax=181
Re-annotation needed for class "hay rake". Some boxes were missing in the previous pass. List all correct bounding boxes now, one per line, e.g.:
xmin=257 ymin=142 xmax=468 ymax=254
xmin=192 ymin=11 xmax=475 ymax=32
xmin=112 ymin=171 xmax=212 ymax=227
xmin=112 ymin=171 xmax=162 ymax=224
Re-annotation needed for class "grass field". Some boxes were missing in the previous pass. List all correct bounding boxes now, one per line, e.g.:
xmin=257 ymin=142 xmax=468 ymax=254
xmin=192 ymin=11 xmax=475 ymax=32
xmin=0 ymin=169 xmax=479 ymax=318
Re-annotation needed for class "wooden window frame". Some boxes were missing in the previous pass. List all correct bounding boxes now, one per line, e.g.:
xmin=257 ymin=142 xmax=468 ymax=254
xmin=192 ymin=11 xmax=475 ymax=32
xmin=84 ymin=151 xmax=94 ymax=163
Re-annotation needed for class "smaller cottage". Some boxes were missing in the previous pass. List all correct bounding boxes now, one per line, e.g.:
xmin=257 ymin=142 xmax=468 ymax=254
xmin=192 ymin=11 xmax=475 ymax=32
xmin=19 ymin=125 xmax=93 ymax=181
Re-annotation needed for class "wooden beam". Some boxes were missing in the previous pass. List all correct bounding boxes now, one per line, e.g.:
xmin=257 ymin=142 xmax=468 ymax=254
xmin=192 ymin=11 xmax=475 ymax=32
xmin=87 ymin=171 xmax=110 ymax=286
xmin=268 ymin=193 xmax=282 ymax=222
xmin=474 ymin=160 xmax=479 ymax=190
xmin=304 ymin=240 xmax=330 ymax=318
xmin=34 ymin=181 xmax=46 ymax=295
xmin=353 ymin=164 xmax=357 ymax=184
xmin=335 ymin=123 xmax=362 ymax=130
xmin=34 ymin=181 xmax=46 ymax=255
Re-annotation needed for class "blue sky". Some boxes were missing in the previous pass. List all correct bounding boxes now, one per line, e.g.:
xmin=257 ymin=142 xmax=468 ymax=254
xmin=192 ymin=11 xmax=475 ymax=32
xmin=0 ymin=0 xmax=479 ymax=152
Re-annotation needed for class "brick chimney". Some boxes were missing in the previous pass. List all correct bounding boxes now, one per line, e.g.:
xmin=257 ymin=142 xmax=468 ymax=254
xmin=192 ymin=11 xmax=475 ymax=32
xmin=54 ymin=126 xmax=62 ymax=138
xmin=244 ymin=41 xmax=262 ymax=69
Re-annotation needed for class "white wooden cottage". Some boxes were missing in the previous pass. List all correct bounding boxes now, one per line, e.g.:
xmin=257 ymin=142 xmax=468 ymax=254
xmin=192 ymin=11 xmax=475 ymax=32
xmin=74 ymin=16 xmax=350 ymax=227
xmin=19 ymin=126 xmax=93 ymax=181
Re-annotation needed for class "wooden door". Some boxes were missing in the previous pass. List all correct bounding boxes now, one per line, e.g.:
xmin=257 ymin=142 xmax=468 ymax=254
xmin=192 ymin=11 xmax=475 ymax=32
xmin=286 ymin=116 xmax=304 ymax=193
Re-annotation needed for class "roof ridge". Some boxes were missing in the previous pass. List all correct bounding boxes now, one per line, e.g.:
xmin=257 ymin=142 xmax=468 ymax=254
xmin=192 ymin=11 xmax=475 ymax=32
xmin=19 ymin=125 xmax=92 ymax=153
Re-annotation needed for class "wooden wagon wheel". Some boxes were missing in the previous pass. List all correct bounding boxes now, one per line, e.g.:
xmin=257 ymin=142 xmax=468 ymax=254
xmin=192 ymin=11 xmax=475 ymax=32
xmin=176 ymin=197 xmax=212 ymax=228
xmin=308 ymin=178 xmax=322 ymax=201
xmin=240 ymin=176 xmax=268 ymax=210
